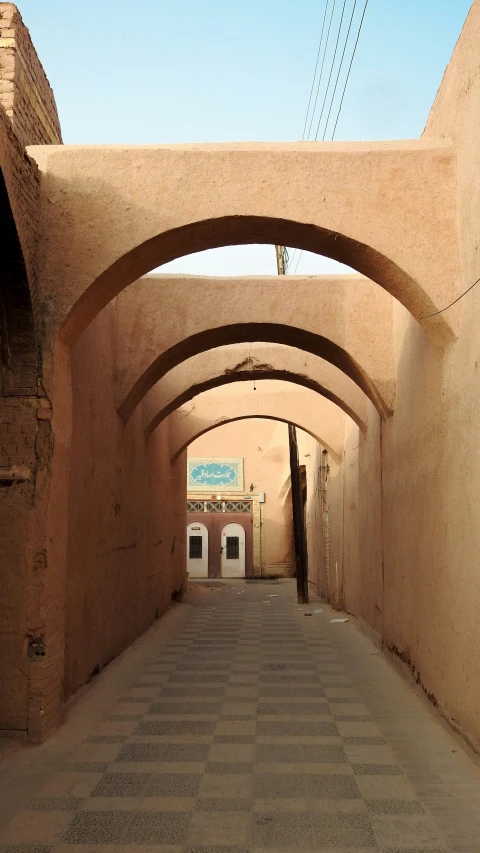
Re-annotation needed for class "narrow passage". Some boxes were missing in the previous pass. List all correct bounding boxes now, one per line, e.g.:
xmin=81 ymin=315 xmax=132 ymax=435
xmin=1 ymin=580 xmax=479 ymax=852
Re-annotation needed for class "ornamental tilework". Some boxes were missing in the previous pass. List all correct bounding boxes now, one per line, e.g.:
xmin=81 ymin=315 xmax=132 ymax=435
xmin=188 ymin=458 xmax=244 ymax=491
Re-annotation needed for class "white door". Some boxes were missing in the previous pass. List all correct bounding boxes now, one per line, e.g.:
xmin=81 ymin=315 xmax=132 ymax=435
xmin=187 ymin=522 xmax=208 ymax=578
xmin=221 ymin=522 xmax=245 ymax=578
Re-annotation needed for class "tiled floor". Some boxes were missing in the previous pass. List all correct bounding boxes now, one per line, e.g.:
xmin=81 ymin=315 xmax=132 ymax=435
xmin=1 ymin=579 xmax=480 ymax=852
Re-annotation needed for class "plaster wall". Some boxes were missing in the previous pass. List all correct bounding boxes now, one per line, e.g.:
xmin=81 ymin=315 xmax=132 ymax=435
xmin=295 ymin=431 xmax=344 ymax=605
xmin=113 ymin=275 xmax=395 ymax=420
xmin=143 ymin=343 xmax=369 ymax=436
xmin=170 ymin=381 xmax=347 ymax=463
xmin=64 ymin=299 xmax=186 ymax=701
xmin=188 ymin=419 xmax=295 ymax=577
xmin=300 ymin=4 xmax=480 ymax=746
xmin=371 ymin=0 xmax=480 ymax=748
xmin=28 ymin=140 xmax=458 ymax=349
xmin=342 ymin=410 xmax=383 ymax=635
xmin=298 ymin=432 xmax=325 ymax=598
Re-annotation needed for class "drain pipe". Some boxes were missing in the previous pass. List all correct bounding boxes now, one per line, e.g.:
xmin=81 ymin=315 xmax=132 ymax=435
xmin=259 ymin=500 xmax=263 ymax=578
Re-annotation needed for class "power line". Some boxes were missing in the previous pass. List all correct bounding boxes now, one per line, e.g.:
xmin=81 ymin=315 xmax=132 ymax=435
xmin=288 ymin=0 xmax=369 ymax=275
xmin=302 ymin=1 xmax=330 ymax=140
xmin=314 ymin=0 xmax=348 ymax=141
xmin=321 ymin=0 xmax=358 ymax=140
xmin=420 ymin=276 xmax=480 ymax=319
xmin=331 ymin=0 xmax=369 ymax=139
xmin=306 ymin=0 xmax=337 ymax=140
xmin=290 ymin=0 xmax=339 ymax=273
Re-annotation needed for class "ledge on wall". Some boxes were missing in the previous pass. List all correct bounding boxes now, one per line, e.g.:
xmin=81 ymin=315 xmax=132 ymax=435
xmin=0 ymin=464 xmax=32 ymax=483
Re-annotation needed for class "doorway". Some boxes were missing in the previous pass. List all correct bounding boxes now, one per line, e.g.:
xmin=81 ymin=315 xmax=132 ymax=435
xmin=186 ymin=521 xmax=209 ymax=578
xmin=186 ymin=511 xmax=253 ymax=578
xmin=221 ymin=522 xmax=246 ymax=578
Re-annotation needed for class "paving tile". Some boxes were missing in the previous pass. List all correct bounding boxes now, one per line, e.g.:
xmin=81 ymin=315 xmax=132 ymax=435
xmin=186 ymin=810 xmax=251 ymax=846
xmin=89 ymin=720 xmax=137 ymax=737
xmin=36 ymin=773 xmax=104 ymax=799
xmin=116 ymin=744 xmax=166 ymax=762
xmin=134 ymin=721 xmax=178 ymax=735
xmin=90 ymin=774 xmax=149 ymax=797
xmin=77 ymin=796 xmax=144 ymax=812
xmin=254 ymin=774 xmax=307 ymax=798
xmin=162 ymin=744 xmax=211 ymax=762
xmin=198 ymin=773 xmax=253 ymax=799
xmin=209 ymin=744 xmax=255 ymax=763
xmin=252 ymin=811 xmax=314 ymax=849
xmin=356 ymin=776 xmax=419 ymax=801
xmin=63 ymin=764 xmax=108 ymax=773
xmin=371 ymin=814 xmax=448 ymax=848
xmin=61 ymin=811 xmax=131 ymax=843
xmin=1 ymin=581 xmax=480 ymax=853
xmin=353 ymin=763 xmax=404 ymax=775
xmin=0 ymin=812 xmax=73 ymax=844
xmin=257 ymin=721 xmax=338 ymax=736
xmin=146 ymin=774 xmax=203 ymax=797
xmin=124 ymin=811 xmax=191 ymax=843
xmin=28 ymin=800 xmax=79 ymax=812
xmin=84 ymin=735 xmax=126 ymax=744
xmin=0 ymin=846 xmax=53 ymax=853
xmin=304 ymin=774 xmax=362 ymax=799
xmin=196 ymin=798 xmax=252 ymax=811
xmin=255 ymin=744 xmax=303 ymax=763
xmin=311 ymin=811 xmax=377 ymax=847
xmin=366 ymin=799 xmax=425 ymax=815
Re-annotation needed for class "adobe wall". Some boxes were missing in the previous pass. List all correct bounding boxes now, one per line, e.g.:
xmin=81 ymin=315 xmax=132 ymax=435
xmin=378 ymin=0 xmax=480 ymax=749
xmin=299 ymin=432 xmax=344 ymax=606
xmin=304 ymin=2 xmax=480 ymax=753
xmin=63 ymin=298 xmax=186 ymax=701
xmin=0 ymin=3 xmax=61 ymax=736
xmin=188 ymin=419 xmax=295 ymax=577
xmin=0 ymin=3 xmax=61 ymax=146
xmin=299 ymin=434 xmax=324 ymax=598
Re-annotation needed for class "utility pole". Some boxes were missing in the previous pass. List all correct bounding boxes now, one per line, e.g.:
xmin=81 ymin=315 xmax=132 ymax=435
xmin=275 ymin=245 xmax=288 ymax=276
xmin=276 ymin=246 xmax=310 ymax=604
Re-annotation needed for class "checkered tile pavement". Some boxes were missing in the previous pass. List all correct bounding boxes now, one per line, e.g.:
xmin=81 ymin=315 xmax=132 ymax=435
xmin=0 ymin=580 xmax=479 ymax=851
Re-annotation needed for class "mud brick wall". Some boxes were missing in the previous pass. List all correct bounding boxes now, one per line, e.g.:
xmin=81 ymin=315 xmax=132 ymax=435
xmin=0 ymin=3 xmax=61 ymax=147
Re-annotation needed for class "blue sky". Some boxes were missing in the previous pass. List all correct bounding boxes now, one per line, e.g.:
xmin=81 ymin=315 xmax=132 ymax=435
xmin=20 ymin=0 xmax=472 ymax=275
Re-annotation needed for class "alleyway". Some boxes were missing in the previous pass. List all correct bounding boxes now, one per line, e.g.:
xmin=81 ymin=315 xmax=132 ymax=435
xmin=1 ymin=580 xmax=479 ymax=852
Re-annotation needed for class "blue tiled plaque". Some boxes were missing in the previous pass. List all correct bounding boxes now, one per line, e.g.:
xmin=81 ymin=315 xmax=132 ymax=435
xmin=187 ymin=457 xmax=244 ymax=491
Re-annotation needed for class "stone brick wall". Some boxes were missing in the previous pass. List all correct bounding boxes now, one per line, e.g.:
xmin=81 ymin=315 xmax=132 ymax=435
xmin=0 ymin=5 xmax=57 ymax=736
xmin=0 ymin=3 xmax=61 ymax=147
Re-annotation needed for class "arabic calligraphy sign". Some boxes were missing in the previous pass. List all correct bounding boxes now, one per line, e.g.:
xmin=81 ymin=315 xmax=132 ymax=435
xmin=187 ymin=457 xmax=244 ymax=492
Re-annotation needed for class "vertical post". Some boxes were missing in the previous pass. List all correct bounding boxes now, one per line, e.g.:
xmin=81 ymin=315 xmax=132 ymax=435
xmin=275 ymin=245 xmax=309 ymax=603
xmin=288 ymin=423 xmax=310 ymax=604
xmin=275 ymin=245 xmax=288 ymax=276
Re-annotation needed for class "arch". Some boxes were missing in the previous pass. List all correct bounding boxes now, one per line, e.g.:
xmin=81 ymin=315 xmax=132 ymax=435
xmin=114 ymin=273 xmax=395 ymax=421
xmin=30 ymin=141 xmax=457 ymax=347
xmin=141 ymin=343 xmax=370 ymax=439
xmin=120 ymin=321 xmax=391 ymax=421
xmin=169 ymin=383 xmax=347 ymax=463
xmin=187 ymin=521 xmax=209 ymax=579
xmin=59 ymin=215 xmax=445 ymax=344
xmin=0 ymin=168 xmax=37 ymax=395
xmin=172 ymin=415 xmax=341 ymax=464
xmin=146 ymin=368 xmax=367 ymax=437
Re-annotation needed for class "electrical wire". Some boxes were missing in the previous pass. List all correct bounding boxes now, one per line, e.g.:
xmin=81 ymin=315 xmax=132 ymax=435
xmin=314 ymin=0 xmax=348 ymax=141
xmin=321 ymin=0 xmax=358 ymax=140
xmin=306 ymin=0 xmax=337 ymax=140
xmin=331 ymin=0 xmax=369 ymax=139
xmin=288 ymin=0 xmax=369 ymax=274
xmin=302 ymin=1 xmax=330 ymax=140
xmin=420 ymin=276 xmax=480 ymax=319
